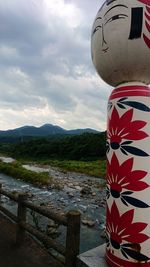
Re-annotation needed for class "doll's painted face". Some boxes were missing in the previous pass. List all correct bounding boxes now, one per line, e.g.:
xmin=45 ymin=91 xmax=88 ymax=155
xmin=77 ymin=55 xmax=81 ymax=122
xmin=92 ymin=0 xmax=148 ymax=53
xmin=92 ymin=2 xmax=129 ymax=53
xmin=91 ymin=0 xmax=150 ymax=86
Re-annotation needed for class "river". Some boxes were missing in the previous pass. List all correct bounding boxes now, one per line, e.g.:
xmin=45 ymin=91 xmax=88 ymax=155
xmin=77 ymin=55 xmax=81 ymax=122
xmin=0 ymin=156 xmax=106 ymax=253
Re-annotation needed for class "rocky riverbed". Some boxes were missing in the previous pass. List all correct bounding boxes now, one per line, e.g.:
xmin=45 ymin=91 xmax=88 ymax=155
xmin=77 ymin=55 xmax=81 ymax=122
xmin=0 ymin=157 xmax=106 ymax=253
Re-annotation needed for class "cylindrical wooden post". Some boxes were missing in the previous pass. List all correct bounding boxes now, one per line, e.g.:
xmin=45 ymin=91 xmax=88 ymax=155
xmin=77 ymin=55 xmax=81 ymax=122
xmin=16 ymin=193 xmax=27 ymax=245
xmin=91 ymin=0 xmax=150 ymax=266
xmin=105 ymin=83 xmax=150 ymax=266
xmin=65 ymin=210 xmax=81 ymax=267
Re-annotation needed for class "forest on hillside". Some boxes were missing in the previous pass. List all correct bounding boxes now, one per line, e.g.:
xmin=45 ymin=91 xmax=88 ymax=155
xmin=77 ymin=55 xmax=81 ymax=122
xmin=0 ymin=132 xmax=106 ymax=161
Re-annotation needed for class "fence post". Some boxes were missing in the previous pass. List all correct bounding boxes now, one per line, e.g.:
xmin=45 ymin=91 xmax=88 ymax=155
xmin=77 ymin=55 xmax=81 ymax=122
xmin=65 ymin=210 xmax=81 ymax=267
xmin=16 ymin=193 xmax=27 ymax=246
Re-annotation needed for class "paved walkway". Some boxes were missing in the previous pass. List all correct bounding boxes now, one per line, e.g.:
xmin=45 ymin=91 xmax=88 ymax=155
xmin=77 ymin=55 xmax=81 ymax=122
xmin=0 ymin=212 xmax=64 ymax=267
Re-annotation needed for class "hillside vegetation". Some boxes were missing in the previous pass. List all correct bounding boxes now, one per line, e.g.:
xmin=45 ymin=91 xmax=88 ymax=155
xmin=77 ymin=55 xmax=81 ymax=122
xmin=1 ymin=132 xmax=106 ymax=161
xmin=0 ymin=132 xmax=106 ymax=179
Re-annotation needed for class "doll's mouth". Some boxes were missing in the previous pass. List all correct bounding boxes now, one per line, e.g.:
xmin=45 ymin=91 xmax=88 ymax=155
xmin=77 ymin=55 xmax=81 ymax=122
xmin=102 ymin=47 xmax=109 ymax=53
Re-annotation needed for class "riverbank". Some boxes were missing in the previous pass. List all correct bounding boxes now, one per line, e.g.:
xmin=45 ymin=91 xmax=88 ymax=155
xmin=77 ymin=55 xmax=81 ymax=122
xmin=0 ymin=160 xmax=52 ymax=187
xmin=19 ymin=158 xmax=106 ymax=179
xmin=0 ymin=158 xmax=106 ymax=189
xmin=0 ymin=157 xmax=106 ymax=253
xmin=0 ymin=150 xmax=106 ymax=179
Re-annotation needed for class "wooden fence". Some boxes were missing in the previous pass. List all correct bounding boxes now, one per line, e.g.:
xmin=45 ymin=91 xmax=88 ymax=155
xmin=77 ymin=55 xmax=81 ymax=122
xmin=0 ymin=183 xmax=81 ymax=267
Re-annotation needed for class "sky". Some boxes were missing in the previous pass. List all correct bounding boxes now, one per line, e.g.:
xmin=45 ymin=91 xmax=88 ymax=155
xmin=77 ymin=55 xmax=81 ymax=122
xmin=0 ymin=0 xmax=112 ymax=131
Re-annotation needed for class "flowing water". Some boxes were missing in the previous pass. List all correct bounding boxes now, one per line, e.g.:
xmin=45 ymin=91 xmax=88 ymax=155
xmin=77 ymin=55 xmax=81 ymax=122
xmin=0 ymin=157 xmax=106 ymax=253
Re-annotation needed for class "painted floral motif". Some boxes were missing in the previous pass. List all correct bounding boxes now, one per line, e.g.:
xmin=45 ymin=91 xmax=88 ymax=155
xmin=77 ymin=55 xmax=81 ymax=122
xmin=106 ymin=202 xmax=150 ymax=261
xmin=106 ymin=153 xmax=149 ymax=207
xmin=107 ymin=107 xmax=149 ymax=156
xmin=108 ymin=97 xmax=150 ymax=112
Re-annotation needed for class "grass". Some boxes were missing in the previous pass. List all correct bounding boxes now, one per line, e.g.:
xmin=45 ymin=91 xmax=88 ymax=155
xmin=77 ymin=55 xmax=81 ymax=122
xmin=0 ymin=160 xmax=52 ymax=186
xmin=0 ymin=153 xmax=106 ymax=184
xmin=25 ymin=158 xmax=106 ymax=179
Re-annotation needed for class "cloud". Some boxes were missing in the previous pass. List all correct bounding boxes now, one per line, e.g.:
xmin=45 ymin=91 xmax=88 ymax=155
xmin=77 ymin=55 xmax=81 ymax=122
xmin=0 ymin=0 xmax=110 ymax=131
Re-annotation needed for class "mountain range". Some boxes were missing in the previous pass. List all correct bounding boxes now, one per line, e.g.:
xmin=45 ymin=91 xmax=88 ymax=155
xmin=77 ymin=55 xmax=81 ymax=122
xmin=0 ymin=124 xmax=99 ymax=137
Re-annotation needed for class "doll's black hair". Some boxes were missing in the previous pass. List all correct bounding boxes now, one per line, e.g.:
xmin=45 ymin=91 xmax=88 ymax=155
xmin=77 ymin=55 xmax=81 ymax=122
xmin=106 ymin=0 xmax=143 ymax=39
xmin=129 ymin=7 xmax=143 ymax=39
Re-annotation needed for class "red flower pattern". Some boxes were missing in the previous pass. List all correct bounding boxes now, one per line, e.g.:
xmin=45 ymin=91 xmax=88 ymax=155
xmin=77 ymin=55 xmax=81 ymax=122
xmin=107 ymin=153 xmax=148 ymax=193
xmin=107 ymin=108 xmax=148 ymax=147
xmin=107 ymin=108 xmax=149 ymax=156
xmin=106 ymin=202 xmax=149 ymax=249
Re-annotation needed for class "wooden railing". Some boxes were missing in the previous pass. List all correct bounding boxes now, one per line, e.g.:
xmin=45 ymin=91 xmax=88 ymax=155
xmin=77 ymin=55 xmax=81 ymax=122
xmin=0 ymin=183 xmax=81 ymax=267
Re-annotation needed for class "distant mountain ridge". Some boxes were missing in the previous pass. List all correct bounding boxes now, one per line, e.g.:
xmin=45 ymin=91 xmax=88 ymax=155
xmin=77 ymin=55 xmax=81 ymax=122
xmin=0 ymin=124 xmax=99 ymax=137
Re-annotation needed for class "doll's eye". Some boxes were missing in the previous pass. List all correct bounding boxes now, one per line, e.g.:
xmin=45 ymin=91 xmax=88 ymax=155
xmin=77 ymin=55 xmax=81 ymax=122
xmin=92 ymin=25 xmax=102 ymax=35
xmin=105 ymin=14 xmax=128 ymax=24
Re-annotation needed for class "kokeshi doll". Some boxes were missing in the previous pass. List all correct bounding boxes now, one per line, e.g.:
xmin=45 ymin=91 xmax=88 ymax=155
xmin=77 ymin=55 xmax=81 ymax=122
xmin=91 ymin=0 xmax=150 ymax=266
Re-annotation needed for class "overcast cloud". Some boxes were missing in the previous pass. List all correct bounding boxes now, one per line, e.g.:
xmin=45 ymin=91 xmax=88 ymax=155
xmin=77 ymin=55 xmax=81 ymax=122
xmin=0 ymin=0 xmax=112 ymax=131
